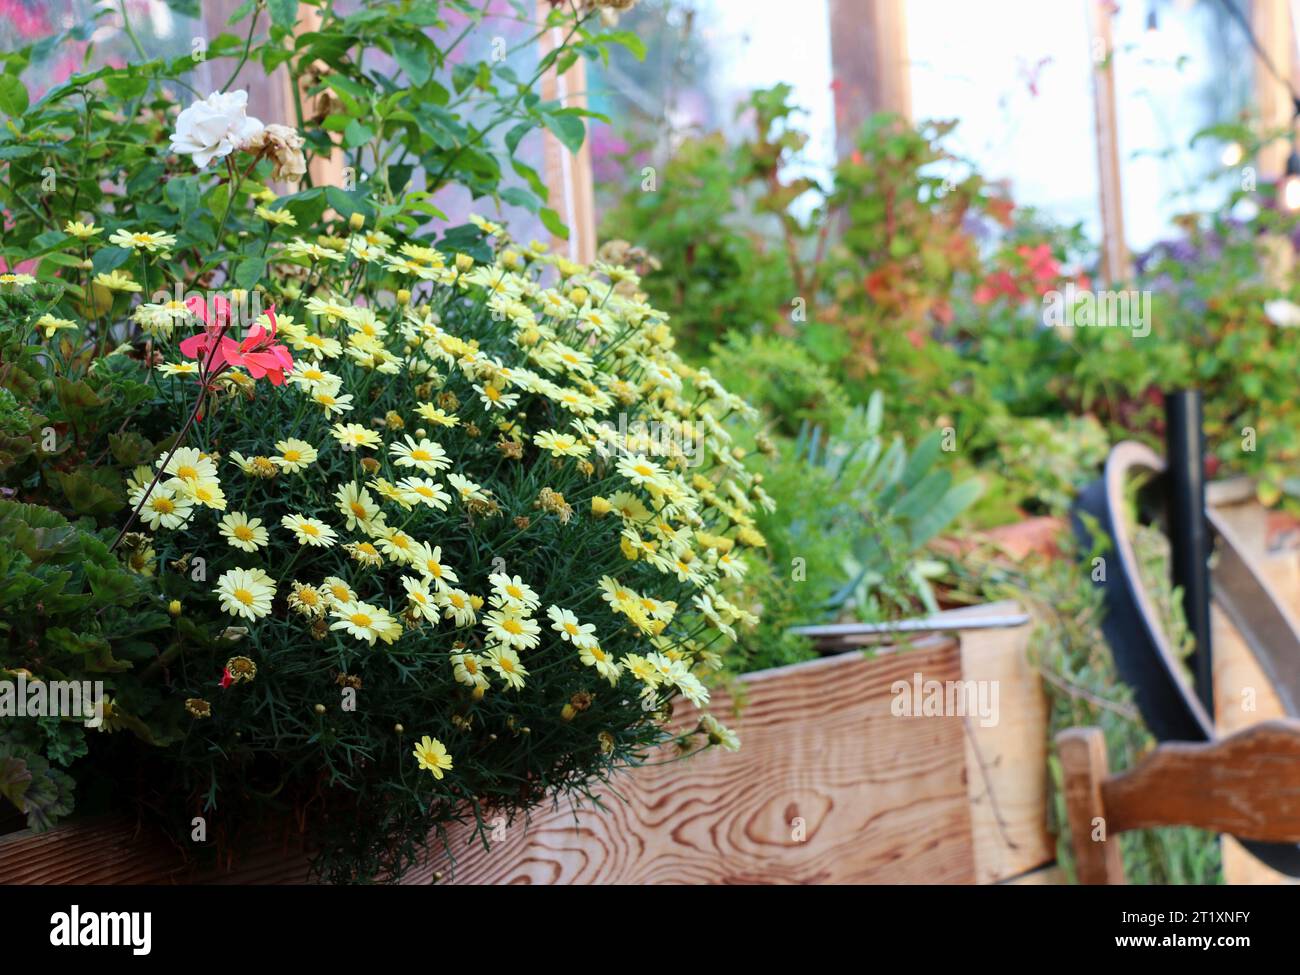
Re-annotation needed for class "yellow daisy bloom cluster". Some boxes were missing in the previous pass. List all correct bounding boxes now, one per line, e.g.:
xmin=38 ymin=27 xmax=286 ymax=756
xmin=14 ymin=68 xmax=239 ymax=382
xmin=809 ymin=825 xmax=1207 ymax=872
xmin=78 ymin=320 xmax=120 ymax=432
xmin=134 ymin=223 xmax=764 ymax=773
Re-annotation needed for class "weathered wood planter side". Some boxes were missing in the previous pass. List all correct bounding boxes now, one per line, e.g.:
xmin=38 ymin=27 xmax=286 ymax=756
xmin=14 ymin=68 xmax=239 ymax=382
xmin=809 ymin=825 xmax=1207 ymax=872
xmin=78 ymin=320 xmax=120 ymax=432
xmin=0 ymin=603 xmax=1048 ymax=884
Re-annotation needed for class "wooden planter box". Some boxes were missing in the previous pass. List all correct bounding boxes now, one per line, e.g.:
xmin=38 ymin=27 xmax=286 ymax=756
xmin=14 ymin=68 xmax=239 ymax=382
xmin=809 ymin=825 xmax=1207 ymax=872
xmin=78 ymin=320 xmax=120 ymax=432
xmin=0 ymin=602 xmax=1051 ymax=885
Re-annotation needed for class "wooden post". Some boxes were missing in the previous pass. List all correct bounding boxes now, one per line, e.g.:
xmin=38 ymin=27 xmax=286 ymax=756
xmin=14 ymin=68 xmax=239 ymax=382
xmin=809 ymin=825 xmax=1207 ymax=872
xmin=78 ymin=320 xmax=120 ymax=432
xmin=289 ymin=4 xmax=345 ymax=191
xmin=1252 ymin=0 xmax=1294 ymax=281
xmin=1056 ymin=727 xmax=1126 ymax=884
xmin=1253 ymin=0 xmax=1293 ymax=181
xmin=537 ymin=3 xmax=597 ymax=263
xmin=1086 ymin=0 xmax=1130 ymax=285
xmin=827 ymin=0 xmax=911 ymax=159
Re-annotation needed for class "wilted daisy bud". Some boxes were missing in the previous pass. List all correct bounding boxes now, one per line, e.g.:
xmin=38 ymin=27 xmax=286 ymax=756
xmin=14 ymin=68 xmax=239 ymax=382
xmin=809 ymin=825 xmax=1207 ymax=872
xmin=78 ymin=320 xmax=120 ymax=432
xmin=396 ymin=288 xmax=411 ymax=306
xmin=186 ymin=699 xmax=212 ymax=719
xmin=168 ymin=599 xmax=183 ymax=617
xmin=359 ymin=457 xmax=381 ymax=475
xmin=571 ymin=691 xmax=594 ymax=712
xmin=577 ymin=459 xmax=594 ymax=477
xmin=349 ymin=212 xmax=365 ymax=231
xmin=455 ymin=253 xmax=474 ymax=272
xmin=384 ymin=410 xmax=404 ymax=430
xmin=513 ymin=515 xmax=530 ymax=530
xmin=536 ymin=487 xmax=573 ymax=523
xmin=591 ymin=496 xmax=613 ymax=517
xmin=226 ymin=656 xmax=257 ymax=683
xmin=598 ymin=731 xmax=615 ymax=755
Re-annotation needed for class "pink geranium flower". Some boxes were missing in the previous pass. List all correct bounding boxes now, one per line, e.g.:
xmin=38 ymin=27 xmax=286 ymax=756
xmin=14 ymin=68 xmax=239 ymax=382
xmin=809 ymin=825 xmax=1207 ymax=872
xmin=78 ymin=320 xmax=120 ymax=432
xmin=178 ymin=297 xmax=293 ymax=384
xmin=221 ymin=308 xmax=294 ymax=385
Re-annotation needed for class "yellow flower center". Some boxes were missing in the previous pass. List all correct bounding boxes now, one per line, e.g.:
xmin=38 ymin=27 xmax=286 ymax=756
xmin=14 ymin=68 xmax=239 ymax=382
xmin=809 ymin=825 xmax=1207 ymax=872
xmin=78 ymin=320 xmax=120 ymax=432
xmin=234 ymin=588 xmax=254 ymax=606
xmin=234 ymin=525 xmax=254 ymax=541
xmin=502 ymin=619 xmax=523 ymax=635
xmin=564 ymin=623 xmax=579 ymax=636
xmin=302 ymin=524 xmax=320 ymax=537
xmin=152 ymin=497 xmax=175 ymax=514
xmin=282 ymin=450 xmax=301 ymax=462
xmin=176 ymin=464 xmax=197 ymax=480
xmin=350 ymin=502 xmax=367 ymax=517
xmin=506 ymin=585 xmax=522 ymax=599
xmin=350 ymin=613 xmax=373 ymax=628
xmin=410 ymin=449 xmax=432 ymax=461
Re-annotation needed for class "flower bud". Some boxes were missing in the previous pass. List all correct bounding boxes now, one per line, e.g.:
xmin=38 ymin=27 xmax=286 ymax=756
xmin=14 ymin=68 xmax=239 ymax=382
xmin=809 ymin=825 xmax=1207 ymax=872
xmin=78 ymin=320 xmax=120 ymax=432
xmin=349 ymin=212 xmax=365 ymax=231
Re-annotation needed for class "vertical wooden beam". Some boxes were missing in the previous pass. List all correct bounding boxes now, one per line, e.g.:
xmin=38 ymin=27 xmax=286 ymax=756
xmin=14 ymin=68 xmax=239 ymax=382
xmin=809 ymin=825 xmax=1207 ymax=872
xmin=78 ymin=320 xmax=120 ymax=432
xmin=288 ymin=4 xmax=345 ymax=191
xmin=1252 ymin=0 xmax=1294 ymax=282
xmin=1253 ymin=0 xmax=1293 ymax=181
xmin=537 ymin=3 xmax=596 ymax=264
xmin=827 ymin=0 xmax=911 ymax=159
xmin=1086 ymin=0 xmax=1130 ymax=284
xmin=1056 ymin=727 xmax=1126 ymax=885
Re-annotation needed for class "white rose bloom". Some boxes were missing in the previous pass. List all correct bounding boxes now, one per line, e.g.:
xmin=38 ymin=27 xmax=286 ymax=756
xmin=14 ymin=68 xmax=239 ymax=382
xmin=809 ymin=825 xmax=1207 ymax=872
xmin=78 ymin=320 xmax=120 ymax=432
xmin=1265 ymin=299 xmax=1300 ymax=328
xmin=169 ymin=90 xmax=264 ymax=167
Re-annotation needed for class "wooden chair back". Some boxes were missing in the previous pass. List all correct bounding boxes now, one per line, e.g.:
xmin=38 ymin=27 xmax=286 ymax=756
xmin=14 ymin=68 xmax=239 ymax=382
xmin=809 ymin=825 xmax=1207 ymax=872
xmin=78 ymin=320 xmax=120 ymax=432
xmin=1055 ymin=719 xmax=1300 ymax=883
